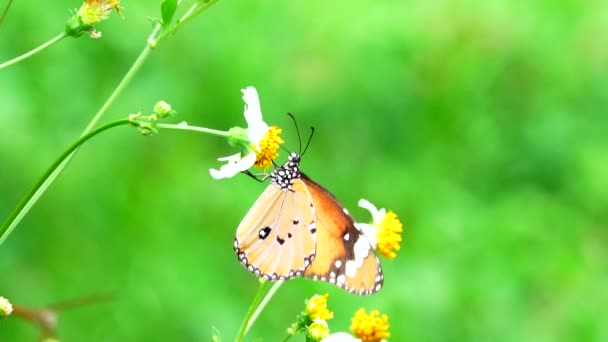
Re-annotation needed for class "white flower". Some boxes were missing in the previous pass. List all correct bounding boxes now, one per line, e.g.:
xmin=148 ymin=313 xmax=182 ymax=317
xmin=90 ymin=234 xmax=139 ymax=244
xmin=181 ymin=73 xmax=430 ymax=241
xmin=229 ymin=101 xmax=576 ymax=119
xmin=322 ymin=332 xmax=361 ymax=342
xmin=209 ymin=152 xmax=257 ymax=179
xmin=356 ymin=199 xmax=403 ymax=259
xmin=209 ymin=86 xmax=270 ymax=179
xmin=355 ymin=198 xmax=387 ymax=249
xmin=0 ymin=296 xmax=13 ymax=316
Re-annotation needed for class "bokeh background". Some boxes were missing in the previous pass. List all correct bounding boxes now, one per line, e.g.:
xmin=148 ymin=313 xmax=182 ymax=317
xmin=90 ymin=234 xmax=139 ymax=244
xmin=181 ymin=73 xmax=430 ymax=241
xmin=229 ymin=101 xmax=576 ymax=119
xmin=2 ymin=0 xmax=608 ymax=341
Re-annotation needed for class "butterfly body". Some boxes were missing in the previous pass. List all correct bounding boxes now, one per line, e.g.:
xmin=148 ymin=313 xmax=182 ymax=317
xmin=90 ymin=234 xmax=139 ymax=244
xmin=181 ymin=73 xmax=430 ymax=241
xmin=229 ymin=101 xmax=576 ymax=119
xmin=234 ymin=153 xmax=383 ymax=295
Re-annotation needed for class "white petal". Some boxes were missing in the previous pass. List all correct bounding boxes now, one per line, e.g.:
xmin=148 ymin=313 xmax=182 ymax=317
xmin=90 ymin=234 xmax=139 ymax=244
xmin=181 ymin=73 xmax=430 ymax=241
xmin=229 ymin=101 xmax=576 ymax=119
xmin=375 ymin=208 xmax=387 ymax=226
xmin=356 ymin=223 xmax=378 ymax=249
xmin=248 ymin=122 xmax=269 ymax=149
xmin=358 ymin=198 xmax=386 ymax=226
xmin=322 ymin=332 xmax=360 ymax=342
xmin=209 ymin=151 xmax=256 ymax=179
xmin=241 ymin=86 xmax=269 ymax=149
xmin=358 ymin=198 xmax=379 ymax=217
xmin=242 ymin=86 xmax=264 ymax=128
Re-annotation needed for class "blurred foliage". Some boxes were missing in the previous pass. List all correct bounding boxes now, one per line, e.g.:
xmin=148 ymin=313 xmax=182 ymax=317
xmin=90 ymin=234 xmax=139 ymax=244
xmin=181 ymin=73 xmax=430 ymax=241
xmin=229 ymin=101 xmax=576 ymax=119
xmin=1 ymin=0 xmax=608 ymax=341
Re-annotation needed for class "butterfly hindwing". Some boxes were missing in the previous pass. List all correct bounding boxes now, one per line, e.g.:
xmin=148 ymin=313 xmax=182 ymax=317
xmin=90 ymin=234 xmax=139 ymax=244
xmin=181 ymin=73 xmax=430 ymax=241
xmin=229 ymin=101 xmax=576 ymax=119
xmin=300 ymin=174 xmax=384 ymax=295
xmin=234 ymin=178 xmax=317 ymax=280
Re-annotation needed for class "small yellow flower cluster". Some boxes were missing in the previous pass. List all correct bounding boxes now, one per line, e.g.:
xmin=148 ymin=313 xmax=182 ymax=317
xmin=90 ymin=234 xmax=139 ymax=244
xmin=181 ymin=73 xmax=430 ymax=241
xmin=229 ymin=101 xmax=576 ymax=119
xmin=376 ymin=211 xmax=403 ymax=259
xmin=253 ymin=126 xmax=284 ymax=169
xmin=77 ymin=0 xmax=122 ymax=25
xmin=305 ymin=293 xmax=334 ymax=321
xmin=350 ymin=308 xmax=390 ymax=342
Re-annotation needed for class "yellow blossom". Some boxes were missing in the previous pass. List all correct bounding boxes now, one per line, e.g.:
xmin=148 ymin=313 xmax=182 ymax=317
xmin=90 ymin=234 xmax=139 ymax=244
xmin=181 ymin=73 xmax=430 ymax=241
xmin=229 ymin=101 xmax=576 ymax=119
xmin=375 ymin=211 xmax=402 ymax=259
xmin=253 ymin=126 xmax=283 ymax=169
xmin=77 ymin=0 xmax=122 ymax=25
xmin=305 ymin=293 xmax=334 ymax=321
xmin=350 ymin=308 xmax=390 ymax=342
xmin=357 ymin=199 xmax=403 ymax=259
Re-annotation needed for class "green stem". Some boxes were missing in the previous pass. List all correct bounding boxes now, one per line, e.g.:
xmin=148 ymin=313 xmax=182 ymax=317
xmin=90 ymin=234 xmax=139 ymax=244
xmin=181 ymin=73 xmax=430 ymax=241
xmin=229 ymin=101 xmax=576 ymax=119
xmin=157 ymin=123 xmax=229 ymax=137
xmin=0 ymin=32 xmax=67 ymax=70
xmin=0 ymin=119 xmax=130 ymax=244
xmin=0 ymin=26 xmax=162 ymax=247
xmin=245 ymin=280 xmax=284 ymax=335
xmin=281 ymin=334 xmax=293 ymax=342
xmin=84 ymin=25 xmax=162 ymax=133
xmin=235 ymin=280 xmax=271 ymax=342
xmin=0 ymin=0 xmax=222 ymax=246
xmin=153 ymin=0 xmax=220 ymax=45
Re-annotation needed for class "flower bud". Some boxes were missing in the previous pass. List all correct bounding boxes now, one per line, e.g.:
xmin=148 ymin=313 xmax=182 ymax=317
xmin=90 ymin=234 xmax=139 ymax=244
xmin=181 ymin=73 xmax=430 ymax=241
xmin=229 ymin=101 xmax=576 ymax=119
xmin=153 ymin=101 xmax=175 ymax=118
xmin=0 ymin=296 xmax=13 ymax=317
xmin=307 ymin=319 xmax=330 ymax=342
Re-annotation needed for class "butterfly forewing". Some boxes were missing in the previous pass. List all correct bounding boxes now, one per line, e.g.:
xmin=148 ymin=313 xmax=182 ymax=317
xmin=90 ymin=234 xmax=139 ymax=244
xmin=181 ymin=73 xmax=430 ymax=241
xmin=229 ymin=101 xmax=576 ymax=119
xmin=235 ymin=178 xmax=317 ymax=280
xmin=300 ymin=174 xmax=384 ymax=295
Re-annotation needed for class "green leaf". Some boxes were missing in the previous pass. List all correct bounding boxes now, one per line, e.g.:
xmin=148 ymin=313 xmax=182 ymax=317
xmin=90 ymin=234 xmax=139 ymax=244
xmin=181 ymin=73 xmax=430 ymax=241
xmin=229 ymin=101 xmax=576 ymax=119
xmin=161 ymin=0 xmax=178 ymax=28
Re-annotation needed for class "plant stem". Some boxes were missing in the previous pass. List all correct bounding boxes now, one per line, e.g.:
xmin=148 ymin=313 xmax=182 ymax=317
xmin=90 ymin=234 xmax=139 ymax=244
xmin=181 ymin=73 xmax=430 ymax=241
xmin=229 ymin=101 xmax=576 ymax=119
xmin=154 ymin=0 xmax=220 ymax=44
xmin=0 ymin=0 xmax=222 ymax=246
xmin=0 ymin=119 xmax=130 ymax=244
xmin=0 ymin=25 xmax=162 ymax=246
xmin=156 ymin=123 xmax=229 ymax=137
xmin=84 ymin=25 xmax=162 ymax=133
xmin=245 ymin=280 xmax=284 ymax=335
xmin=0 ymin=32 xmax=67 ymax=70
xmin=235 ymin=280 xmax=271 ymax=342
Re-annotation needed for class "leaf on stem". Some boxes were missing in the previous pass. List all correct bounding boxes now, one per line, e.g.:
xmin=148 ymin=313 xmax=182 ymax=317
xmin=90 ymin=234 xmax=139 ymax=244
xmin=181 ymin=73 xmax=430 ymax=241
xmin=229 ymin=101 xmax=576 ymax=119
xmin=161 ymin=0 xmax=178 ymax=28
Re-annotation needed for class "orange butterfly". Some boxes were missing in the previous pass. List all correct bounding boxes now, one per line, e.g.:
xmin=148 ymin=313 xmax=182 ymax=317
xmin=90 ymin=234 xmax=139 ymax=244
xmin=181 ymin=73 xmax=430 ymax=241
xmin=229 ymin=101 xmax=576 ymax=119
xmin=234 ymin=153 xmax=383 ymax=295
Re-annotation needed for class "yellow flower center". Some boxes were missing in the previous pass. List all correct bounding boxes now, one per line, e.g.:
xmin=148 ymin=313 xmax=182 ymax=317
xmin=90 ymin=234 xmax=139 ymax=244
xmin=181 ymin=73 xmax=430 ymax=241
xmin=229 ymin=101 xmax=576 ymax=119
xmin=350 ymin=308 xmax=390 ymax=342
xmin=305 ymin=294 xmax=334 ymax=321
xmin=253 ymin=126 xmax=284 ymax=169
xmin=376 ymin=211 xmax=402 ymax=259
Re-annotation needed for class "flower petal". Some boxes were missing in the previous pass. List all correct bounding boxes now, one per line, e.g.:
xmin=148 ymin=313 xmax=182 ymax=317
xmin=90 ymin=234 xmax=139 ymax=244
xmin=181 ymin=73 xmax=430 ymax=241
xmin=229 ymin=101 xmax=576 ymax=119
xmin=241 ymin=86 xmax=269 ymax=149
xmin=356 ymin=223 xmax=378 ymax=249
xmin=322 ymin=332 xmax=361 ymax=342
xmin=209 ymin=151 xmax=256 ymax=179
xmin=358 ymin=198 xmax=385 ymax=226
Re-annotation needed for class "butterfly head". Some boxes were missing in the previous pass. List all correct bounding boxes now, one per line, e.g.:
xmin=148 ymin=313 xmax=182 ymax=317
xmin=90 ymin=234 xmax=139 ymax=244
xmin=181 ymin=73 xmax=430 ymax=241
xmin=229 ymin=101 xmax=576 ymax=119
xmin=270 ymin=152 xmax=302 ymax=190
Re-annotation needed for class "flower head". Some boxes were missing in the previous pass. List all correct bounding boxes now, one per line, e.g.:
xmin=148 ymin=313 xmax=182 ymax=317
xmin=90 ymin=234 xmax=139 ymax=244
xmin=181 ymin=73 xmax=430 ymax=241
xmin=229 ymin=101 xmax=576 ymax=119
xmin=254 ymin=126 xmax=283 ymax=169
xmin=210 ymin=86 xmax=283 ymax=179
xmin=78 ymin=0 xmax=122 ymax=25
xmin=305 ymin=293 xmax=334 ymax=321
xmin=350 ymin=308 xmax=390 ymax=342
xmin=66 ymin=0 xmax=123 ymax=38
xmin=307 ymin=318 xmax=330 ymax=341
xmin=356 ymin=199 xmax=403 ymax=259
xmin=0 ymin=296 xmax=13 ymax=317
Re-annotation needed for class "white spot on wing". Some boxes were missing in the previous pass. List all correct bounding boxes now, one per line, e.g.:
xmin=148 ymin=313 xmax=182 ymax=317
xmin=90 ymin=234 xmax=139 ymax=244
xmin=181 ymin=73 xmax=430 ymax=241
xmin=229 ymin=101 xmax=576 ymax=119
xmin=335 ymin=260 xmax=342 ymax=269
xmin=344 ymin=233 xmax=350 ymax=241
xmin=353 ymin=235 xmax=372 ymax=266
xmin=345 ymin=260 xmax=357 ymax=277
xmin=344 ymin=236 xmax=373 ymax=278
xmin=337 ymin=274 xmax=346 ymax=286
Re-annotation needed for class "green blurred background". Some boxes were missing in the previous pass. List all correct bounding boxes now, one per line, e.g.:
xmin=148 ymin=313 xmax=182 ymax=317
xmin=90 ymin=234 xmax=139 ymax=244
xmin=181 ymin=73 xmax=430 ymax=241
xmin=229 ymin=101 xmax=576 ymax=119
xmin=2 ymin=0 xmax=608 ymax=341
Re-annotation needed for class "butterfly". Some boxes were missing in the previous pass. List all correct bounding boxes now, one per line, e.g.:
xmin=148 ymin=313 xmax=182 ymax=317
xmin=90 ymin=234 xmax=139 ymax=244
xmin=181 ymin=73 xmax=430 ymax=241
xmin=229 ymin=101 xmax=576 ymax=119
xmin=234 ymin=152 xmax=383 ymax=295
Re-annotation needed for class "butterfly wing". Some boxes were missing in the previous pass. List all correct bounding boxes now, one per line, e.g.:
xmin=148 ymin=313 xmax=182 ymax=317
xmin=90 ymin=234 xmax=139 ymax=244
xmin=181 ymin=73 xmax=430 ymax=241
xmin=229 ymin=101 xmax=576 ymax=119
xmin=234 ymin=179 xmax=317 ymax=280
xmin=301 ymin=174 xmax=384 ymax=295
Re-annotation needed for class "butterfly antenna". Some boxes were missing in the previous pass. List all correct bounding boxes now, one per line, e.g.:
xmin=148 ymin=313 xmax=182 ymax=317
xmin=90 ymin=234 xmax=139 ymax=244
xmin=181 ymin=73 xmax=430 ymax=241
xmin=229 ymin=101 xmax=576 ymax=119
xmin=287 ymin=113 xmax=303 ymax=154
xmin=301 ymin=126 xmax=315 ymax=156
